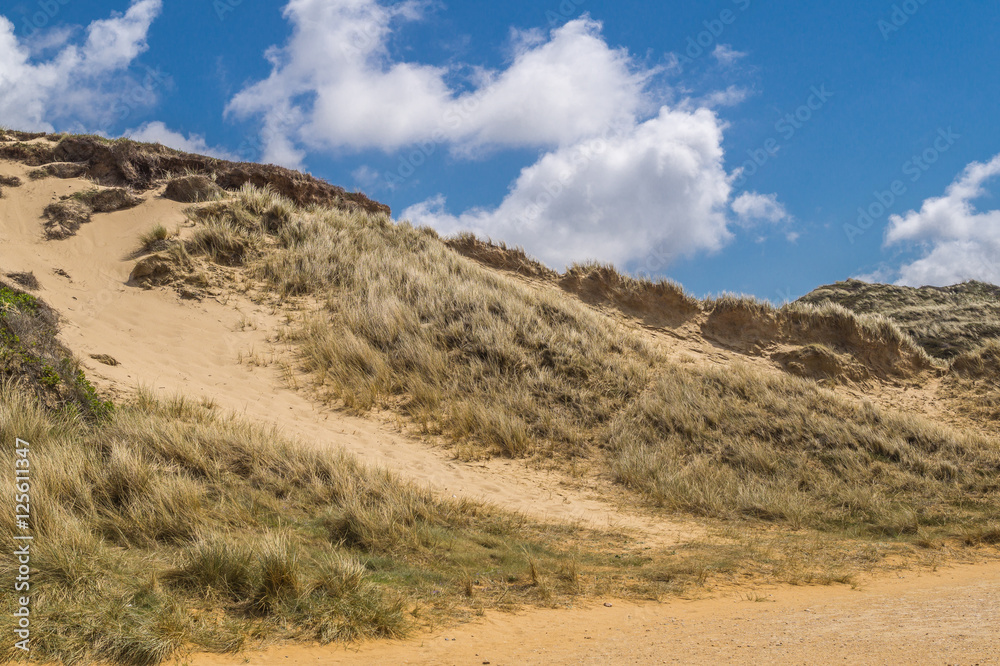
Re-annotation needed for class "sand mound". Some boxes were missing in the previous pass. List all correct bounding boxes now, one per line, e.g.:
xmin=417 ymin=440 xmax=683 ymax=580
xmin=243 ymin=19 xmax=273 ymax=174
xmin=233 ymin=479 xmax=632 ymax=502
xmin=559 ymin=262 xmax=702 ymax=328
xmin=799 ymin=278 xmax=1000 ymax=359
xmin=447 ymin=235 xmax=702 ymax=328
xmin=703 ymin=297 xmax=934 ymax=381
xmin=0 ymin=134 xmax=388 ymax=214
xmin=773 ymin=343 xmax=871 ymax=382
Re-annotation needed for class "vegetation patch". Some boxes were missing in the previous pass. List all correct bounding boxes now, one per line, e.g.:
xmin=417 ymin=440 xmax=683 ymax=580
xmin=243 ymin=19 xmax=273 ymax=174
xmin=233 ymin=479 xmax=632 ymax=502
xmin=0 ymin=282 xmax=111 ymax=420
xmin=703 ymin=295 xmax=934 ymax=380
xmin=560 ymin=261 xmax=702 ymax=328
xmin=446 ymin=232 xmax=557 ymax=279
xmin=943 ymin=341 xmax=1000 ymax=429
xmin=5 ymin=272 xmax=39 ymax=290
xmin=163 ymin=175 xmax=223 ymax=203
xmin=27 ymin=163 xmax=88 ymax=180
xmin=0 ymin=132 xmax=388 ymax=214
xmin=606 ymin=361 xmax=1000 ymax=536
xmin=43 ymin=188 xmax=144 ymax=239
xmin=798 ymin=278 xmax=1000 ymax=359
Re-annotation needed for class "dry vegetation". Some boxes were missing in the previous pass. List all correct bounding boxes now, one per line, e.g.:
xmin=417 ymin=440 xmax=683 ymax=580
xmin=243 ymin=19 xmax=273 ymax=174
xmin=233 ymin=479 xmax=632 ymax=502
xmin=607 ymin=361 xmax=1000 ymax=535
xmin=162 ymin=186 xmax=1000 ymax=544
xmin=43 ymin=188 xmax=145 ymax=239
xmin=944 ymin=341 xmax=1000 ymax=427
xmin=2 ymin=383 xmax=672 ymax=664
xmin=0 ymin=174 xmax=22 ymax=198
xmin=0 ymin=133 xmax=387 ymax=214
xmin=798 ymin=278 xmax=1000 ymax=359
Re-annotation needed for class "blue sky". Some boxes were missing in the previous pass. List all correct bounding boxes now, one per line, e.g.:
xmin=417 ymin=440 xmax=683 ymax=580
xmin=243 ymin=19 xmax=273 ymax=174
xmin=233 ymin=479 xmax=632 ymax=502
xmin=2 ymin=1 xmax=999 ymax=300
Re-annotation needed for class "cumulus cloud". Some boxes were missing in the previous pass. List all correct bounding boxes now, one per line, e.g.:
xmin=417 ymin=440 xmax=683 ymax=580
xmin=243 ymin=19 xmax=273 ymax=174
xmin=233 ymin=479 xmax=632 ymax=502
xmin=231 ymin=0 xmax=784 ymax=270
xmin=125 ymin=121 xmax=236 ymax=160
xmin=403 ymin=107 xmax=733 ymax=269
xmin=0 ymin=1 xmax=162 ymax=132
xmin=226 ymin=1 xmax=654 ymax=162
xmin=884 ymin=155 xmax=1000 ymax=286
xmin=731 ymin=192 xmax=790 ymax=226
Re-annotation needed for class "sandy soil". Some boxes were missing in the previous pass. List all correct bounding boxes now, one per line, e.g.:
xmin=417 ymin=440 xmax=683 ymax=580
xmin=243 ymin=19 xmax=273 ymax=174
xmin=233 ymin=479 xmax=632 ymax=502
xmin=187 ymin=560 xmax=1000 ymax=665
xmin=0 ymin=163 xmax=697 ymax=544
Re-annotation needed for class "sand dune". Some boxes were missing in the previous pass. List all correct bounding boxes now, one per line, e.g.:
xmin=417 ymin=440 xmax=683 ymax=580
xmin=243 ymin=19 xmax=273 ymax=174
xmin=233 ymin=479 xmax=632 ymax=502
xmin=3 ymin=154 xmax=998 ymax=665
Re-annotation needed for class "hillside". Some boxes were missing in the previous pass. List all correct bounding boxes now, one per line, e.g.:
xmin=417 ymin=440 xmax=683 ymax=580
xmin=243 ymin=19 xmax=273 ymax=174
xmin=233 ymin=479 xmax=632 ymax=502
xmin=1 ymin=132 xmax=999 ymax=664
xmin=798 ymin=279 xmax=1000 ymax=359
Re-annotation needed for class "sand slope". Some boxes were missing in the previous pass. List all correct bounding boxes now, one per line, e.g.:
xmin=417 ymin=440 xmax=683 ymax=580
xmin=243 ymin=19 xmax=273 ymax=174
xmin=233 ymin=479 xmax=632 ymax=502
xmin=3 ymin=162 xmax=998 ymax=665
xmin=0 ymin=162 xmax=696 ymax=543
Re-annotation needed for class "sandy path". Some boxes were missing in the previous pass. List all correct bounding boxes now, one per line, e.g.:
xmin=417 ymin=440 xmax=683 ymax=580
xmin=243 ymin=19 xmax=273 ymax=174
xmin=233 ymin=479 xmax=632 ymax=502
xmin=188 ymin=560 xmax=1000 ymax=665
xmin=0 ymin=167 xmax=696 ymax=543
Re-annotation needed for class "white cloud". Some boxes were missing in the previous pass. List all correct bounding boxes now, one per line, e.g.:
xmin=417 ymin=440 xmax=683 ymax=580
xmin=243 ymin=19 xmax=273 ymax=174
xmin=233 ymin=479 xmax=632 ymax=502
xmin=403 ymin=107 xmax=733 ymax=269
xmin=694 ymin=84 xmax=750 ymax=109
xmin=226 ymin=1 xmax=655 ymax=163
xmin=0 ymin=1 xmax=162 ymax=132
xmin=884 ymin=155 xmax=1000 ymax=286
xmin=125 ymin=121 xmax=237 ymax=160
xmin=712 ymin=44 xmax=747 ymax=66
xmin=231 ymin=0 xmax=781 ymax=270
xmin=731 ymin=192 xmax=790 ymax=226
xmin=351 ymin=164 xmax=380 ymax=190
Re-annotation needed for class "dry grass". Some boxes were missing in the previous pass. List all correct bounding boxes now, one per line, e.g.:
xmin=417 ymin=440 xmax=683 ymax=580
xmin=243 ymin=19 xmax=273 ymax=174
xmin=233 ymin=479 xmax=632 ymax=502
xmin=606 ymin=361 xmax=1000 ymax=536
xmin=798 ymin=278 xmax=1000 ymax=359
xmin=137 ymin=225 xmax=171 ymax=254
xmin=951 ymin=340 xmax=1000 ymax=379
xmin=5 ymin=272 xmax=38 ymax=290
xmin=171 ymin=187 xmax=1000 ymax=545
xmin=943 ymin=341 xmax=1000 ymax=427
xmin=237 ymin=190 xmax=655 ymax=458
xmin=445 ymin=232 xmax=557 ymax=279
xmin=704 ymin=294 xmax=935 ymax=378
xmin=447 ymin=235 xmax=702 ymax=327
xmin=0 ymin=384 xmax=670 ymax=664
